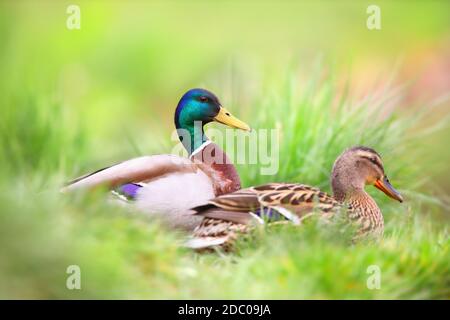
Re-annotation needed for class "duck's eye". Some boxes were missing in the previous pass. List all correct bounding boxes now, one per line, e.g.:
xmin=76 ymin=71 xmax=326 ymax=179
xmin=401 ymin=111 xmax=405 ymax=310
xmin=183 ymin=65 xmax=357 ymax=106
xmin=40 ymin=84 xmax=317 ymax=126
xmin=199 ymin=96 xmax=208 ymax=102
xmin=369 ymin=158 xmax=378 ymax=164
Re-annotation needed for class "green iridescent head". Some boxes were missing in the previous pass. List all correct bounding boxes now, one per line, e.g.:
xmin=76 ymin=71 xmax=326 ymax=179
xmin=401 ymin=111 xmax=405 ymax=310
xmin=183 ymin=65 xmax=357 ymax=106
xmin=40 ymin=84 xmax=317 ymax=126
xmin=174 ymin=88 xmax=250 ymax=154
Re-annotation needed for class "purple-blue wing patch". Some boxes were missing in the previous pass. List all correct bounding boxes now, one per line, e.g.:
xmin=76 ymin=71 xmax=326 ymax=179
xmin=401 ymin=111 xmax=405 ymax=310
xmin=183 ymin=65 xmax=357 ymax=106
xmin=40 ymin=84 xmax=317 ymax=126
xmin=115 ymin=183 xmax=143 ymax=201
xmin=253 ymin=207 xmax=289 ymax=222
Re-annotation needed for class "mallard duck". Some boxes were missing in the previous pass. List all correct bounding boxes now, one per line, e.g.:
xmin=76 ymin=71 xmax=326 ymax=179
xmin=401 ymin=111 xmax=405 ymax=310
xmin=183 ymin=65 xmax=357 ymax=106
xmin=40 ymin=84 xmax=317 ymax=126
xmin=186 ymin=146 xmax=403 ymax=250
xmin=62 ymin=88 xmax=251 ymax=230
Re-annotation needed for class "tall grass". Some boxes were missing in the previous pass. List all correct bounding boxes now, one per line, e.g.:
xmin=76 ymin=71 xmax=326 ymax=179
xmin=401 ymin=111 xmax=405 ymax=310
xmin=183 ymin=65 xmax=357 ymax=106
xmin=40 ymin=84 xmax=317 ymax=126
xmin=0 ymin=65 xmax=448 ymax=299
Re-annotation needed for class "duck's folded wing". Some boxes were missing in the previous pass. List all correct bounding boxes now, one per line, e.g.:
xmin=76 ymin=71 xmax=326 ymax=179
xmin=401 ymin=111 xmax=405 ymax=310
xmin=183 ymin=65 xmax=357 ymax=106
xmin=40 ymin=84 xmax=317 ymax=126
xmin=191 ymin=186 xmax=306 ymax=225
xmin=251 ymin=183 xmax=340 ymax=213
xmin=192 ymin=183 xmax=341 ymax=224
xmin=61 ymin=155 xmax=197 ymax=192
xmin=191 ymin=189 xmax=260 ymax=224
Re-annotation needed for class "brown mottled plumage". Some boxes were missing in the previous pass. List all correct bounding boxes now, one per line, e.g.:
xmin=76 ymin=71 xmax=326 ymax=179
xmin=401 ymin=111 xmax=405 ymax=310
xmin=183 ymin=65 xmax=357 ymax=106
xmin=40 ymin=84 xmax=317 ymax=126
xmin=186 ymin=146 xmax=403 ymax=250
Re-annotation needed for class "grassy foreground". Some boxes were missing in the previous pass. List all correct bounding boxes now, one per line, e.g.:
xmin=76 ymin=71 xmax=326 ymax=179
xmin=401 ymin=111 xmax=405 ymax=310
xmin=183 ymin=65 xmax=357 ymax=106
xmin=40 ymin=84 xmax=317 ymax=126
xmin=0 ymin=68 xmax=448 ymax=299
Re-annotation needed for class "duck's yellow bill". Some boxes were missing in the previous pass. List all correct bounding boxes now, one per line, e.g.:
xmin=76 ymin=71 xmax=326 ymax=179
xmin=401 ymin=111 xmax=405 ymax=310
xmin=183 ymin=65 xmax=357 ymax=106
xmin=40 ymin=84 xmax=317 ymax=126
xmin=374 ymin=176 xmax=403 ymax=203
xmin=213 ymin=107 xmax=251 ymax=132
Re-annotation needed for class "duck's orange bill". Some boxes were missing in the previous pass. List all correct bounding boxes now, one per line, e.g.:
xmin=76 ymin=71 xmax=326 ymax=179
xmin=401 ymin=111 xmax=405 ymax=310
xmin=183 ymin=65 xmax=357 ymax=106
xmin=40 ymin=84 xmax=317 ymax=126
xmin=374 ymin=176 xmax=404 ymax=203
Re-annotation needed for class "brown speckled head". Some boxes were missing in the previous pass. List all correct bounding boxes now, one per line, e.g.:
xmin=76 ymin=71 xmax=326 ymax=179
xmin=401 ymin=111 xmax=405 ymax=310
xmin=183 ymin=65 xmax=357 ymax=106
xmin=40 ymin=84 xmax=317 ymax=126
xmin=331 ymin=146 xmax=402 ymax=202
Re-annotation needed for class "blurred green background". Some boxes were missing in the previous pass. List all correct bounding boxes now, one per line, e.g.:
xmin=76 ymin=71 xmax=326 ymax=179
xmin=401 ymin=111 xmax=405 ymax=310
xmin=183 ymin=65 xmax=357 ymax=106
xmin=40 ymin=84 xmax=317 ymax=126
xmin=0 ymin=1 xmax=449 ymax=299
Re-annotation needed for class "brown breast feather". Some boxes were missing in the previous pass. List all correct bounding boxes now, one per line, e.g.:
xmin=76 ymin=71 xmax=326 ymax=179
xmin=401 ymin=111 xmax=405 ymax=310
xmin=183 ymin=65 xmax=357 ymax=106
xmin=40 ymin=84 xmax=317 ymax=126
xmin=191 ymin=142 xmax=241 ymax=195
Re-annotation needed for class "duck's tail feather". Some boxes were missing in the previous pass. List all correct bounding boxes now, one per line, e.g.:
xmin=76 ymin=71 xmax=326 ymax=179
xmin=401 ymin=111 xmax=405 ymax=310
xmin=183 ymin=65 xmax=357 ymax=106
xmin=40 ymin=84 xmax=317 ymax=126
xmin=184 ymin=236 xmax=229 ymax=250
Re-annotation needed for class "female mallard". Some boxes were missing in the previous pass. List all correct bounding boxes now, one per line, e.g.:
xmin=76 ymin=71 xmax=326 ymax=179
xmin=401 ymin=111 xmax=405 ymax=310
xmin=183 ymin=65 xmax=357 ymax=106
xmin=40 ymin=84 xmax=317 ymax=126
xmin=62 ymin=88 xmax=251 ymax=231
xmin=186 ymin=146 xmax=403 ymax=250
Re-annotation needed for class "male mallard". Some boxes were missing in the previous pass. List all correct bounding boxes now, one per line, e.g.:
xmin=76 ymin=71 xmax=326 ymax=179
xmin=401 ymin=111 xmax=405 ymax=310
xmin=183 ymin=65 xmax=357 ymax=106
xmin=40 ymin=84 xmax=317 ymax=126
xmin=186 ymin=146 xmax=403 ymax=250
xmin=62 ymin=88 xmax=251 ymax=230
